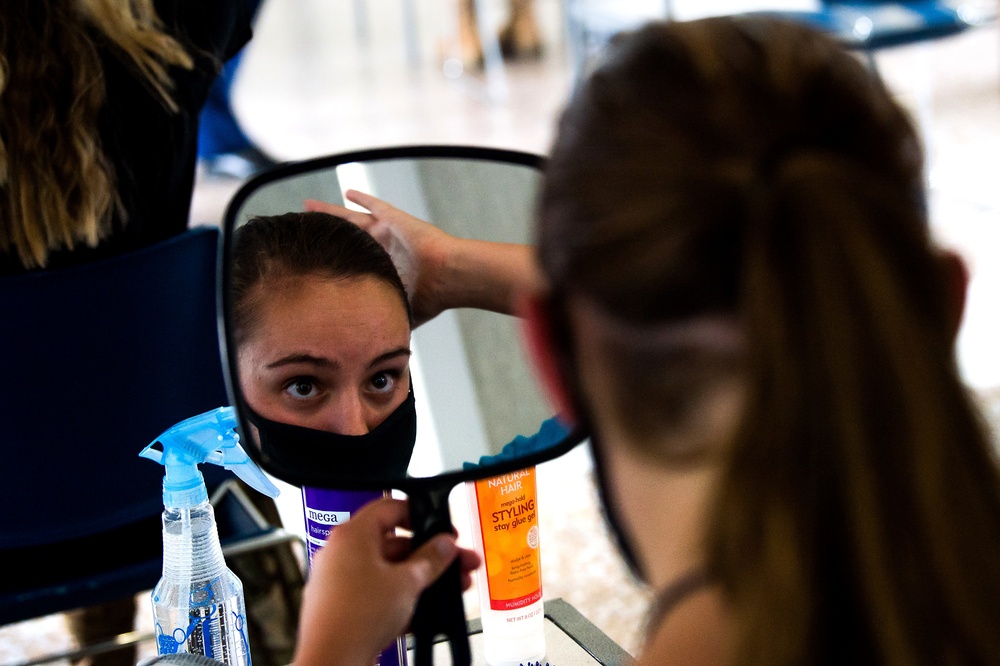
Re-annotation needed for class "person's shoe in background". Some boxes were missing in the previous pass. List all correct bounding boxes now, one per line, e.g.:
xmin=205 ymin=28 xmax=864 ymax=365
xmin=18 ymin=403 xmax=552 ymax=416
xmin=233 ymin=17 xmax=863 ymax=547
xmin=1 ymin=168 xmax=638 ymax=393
xmin=200 ymin=145 xmax=277 ymax=181
xmin=499 ymin=0 xmax=543 ymax=60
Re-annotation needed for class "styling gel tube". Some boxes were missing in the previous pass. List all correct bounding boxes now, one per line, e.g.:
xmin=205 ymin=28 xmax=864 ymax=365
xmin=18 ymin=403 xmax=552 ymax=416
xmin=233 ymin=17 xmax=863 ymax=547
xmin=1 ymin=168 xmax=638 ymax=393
xmin=301 ymin=487 xmax=408 ymax=666
xmin=466 ymin=467 xmax=546 ymax=666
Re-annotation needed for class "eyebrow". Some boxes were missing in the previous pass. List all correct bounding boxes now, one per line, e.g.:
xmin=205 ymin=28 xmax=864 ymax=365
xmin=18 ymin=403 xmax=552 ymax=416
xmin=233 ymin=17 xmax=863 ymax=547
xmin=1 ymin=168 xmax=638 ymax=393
xmin=265 ymin=353 xmax=336 ymax=370
xmin=367 ymin=347 xmax=411 ymax=369
xmin=265 ymin=347 xmax=411 ymax=371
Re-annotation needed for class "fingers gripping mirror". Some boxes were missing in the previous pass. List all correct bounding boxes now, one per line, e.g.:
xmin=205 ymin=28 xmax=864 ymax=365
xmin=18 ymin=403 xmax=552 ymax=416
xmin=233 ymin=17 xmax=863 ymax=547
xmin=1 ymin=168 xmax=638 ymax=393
xmin=219 ymin=146 xmax=585 ymax=665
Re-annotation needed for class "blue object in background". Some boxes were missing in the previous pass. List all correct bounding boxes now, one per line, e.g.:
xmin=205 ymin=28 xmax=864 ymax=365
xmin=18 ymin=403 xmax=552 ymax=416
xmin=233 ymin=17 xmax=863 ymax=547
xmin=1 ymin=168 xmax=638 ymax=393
xmin=465 ymin=416 xmax=573 ymax=469
xmin=198 ymin=50 xmax=257 ymax=160
xmin=197 ymin=0 xmax=276 ymax=178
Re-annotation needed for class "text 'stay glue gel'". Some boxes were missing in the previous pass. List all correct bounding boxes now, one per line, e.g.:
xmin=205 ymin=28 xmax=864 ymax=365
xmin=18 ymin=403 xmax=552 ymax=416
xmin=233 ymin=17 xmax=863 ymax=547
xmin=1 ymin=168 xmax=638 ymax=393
xmin=467 ymin=466 xmax=546 ymax=666
xmin=462 ymin=418 xmax=569 ymax=666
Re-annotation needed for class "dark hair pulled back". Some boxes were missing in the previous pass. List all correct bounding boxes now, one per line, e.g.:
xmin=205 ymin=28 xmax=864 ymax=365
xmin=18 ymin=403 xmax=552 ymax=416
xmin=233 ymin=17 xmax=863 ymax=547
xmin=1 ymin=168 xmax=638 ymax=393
xmin=539 ymin=17 xmax=1000 ymax=665
xmin=231 ymin=211 xmax=411 ymax=344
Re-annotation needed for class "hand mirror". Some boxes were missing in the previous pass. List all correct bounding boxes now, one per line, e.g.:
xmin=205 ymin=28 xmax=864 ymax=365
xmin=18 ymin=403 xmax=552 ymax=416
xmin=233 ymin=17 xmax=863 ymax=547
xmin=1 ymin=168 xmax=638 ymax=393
xmin=219 ymin=145 xmax=585 ymax=665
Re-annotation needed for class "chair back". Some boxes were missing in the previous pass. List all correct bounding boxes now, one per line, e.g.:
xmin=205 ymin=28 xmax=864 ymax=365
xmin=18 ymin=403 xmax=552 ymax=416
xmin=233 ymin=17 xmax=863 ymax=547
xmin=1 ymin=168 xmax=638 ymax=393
xmin=0 ymin=227 xmax=231 ymax=549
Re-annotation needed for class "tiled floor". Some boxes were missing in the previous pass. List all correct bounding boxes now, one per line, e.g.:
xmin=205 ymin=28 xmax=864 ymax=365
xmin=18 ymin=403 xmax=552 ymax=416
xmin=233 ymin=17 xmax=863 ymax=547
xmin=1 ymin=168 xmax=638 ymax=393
xmin=3 ymin=1 xmax=999 ymax=664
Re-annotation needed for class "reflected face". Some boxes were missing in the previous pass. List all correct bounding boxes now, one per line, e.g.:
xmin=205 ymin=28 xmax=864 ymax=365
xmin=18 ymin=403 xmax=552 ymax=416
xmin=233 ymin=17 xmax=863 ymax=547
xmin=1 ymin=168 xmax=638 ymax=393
xmin=238 ymin=273 xmax=411 ymax=435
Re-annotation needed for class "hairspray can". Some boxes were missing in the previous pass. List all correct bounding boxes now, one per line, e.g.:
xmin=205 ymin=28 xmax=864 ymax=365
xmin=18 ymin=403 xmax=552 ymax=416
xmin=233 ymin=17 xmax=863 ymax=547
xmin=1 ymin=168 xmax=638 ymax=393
xmin=302 ymin=487 xmax=409 ymax=666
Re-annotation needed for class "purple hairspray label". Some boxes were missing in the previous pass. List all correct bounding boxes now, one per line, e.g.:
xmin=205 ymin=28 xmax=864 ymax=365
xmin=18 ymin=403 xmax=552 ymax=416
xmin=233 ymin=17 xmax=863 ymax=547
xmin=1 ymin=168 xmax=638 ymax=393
xmin=301 ymin=487 xmax=407 ymax=666
xmin=301 ymin=487 xmax=384 ymax=562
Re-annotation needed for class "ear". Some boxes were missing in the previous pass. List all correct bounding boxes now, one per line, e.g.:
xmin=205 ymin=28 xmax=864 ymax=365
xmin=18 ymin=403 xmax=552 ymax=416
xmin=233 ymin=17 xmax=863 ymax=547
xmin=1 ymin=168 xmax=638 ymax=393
xmin=938 ymin=249 xmax=969 ymax=342
xmin=515 ymin=291 xmax=578 ymax=425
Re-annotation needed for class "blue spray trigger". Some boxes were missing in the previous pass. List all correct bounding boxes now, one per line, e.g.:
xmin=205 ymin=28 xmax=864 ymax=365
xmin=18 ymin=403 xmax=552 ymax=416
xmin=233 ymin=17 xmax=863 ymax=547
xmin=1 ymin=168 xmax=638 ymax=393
xmin=140 ymin=406 xmax=279 ymax=508
xmin=205 ymin=433 xmax=280 ymax=499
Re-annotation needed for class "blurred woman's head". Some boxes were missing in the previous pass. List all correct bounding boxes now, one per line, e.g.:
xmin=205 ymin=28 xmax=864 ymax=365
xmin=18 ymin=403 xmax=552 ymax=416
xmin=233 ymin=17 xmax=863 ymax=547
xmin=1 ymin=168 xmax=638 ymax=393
xmin=0 ymin=0 xmax=193 ymax=269
xmin=232 ymin=211 xmax=412 ymax=436
xmin=534 ymin=16 xmax=1000 ymax=664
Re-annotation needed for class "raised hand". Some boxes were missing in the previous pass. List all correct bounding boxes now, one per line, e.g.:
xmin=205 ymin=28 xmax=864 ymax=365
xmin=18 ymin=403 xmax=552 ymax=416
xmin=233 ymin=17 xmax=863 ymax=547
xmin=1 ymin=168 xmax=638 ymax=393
xmin=305 ymin=191 xmax=454 ymax=326
xmin=305 ymin=191 xmax=540 ymax=327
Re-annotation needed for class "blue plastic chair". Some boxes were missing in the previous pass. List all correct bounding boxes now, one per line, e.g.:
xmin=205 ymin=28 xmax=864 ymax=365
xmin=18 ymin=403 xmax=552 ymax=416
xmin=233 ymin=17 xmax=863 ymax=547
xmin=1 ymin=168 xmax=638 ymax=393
xmin=761 ymin=1 xmax=984 ymax=70
xmin=564 ymin=0 xmax=991 ymax=83
xmin=0 ymin=227 xmax=304 ymax=663
xmin=824 ymin=1 xmax=982 ymax=49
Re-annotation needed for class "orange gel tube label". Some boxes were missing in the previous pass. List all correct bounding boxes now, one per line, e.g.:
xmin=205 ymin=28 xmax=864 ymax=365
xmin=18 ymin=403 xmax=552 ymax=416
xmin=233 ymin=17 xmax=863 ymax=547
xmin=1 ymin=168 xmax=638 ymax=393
xmin=474 ymin=468 xmax=542 ymax=611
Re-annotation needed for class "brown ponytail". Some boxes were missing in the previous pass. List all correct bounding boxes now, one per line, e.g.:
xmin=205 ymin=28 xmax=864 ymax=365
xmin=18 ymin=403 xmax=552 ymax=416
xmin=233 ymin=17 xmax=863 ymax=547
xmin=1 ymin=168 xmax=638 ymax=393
xmin=711 ymin=152 xmax=1000 ymax=664
xmin=538 ymin=16 xmax=1000 ymax=664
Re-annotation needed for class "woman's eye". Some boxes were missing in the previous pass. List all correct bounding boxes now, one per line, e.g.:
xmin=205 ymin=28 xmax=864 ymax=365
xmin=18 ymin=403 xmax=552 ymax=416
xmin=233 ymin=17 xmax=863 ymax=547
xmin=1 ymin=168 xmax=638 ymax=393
xmin=369 ymin=371 xmax=397 ymax=393
xmin=284 ymin=378 xmax=320 ymax=400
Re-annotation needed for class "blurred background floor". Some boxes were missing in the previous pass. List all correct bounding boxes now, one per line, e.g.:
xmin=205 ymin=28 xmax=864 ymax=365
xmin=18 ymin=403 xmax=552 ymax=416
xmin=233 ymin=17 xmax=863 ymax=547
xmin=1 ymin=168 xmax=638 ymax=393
xmin=3 ymin=1 xmax=999 ymax=664
xmin=195 ymin=0 xmax=1000 ymax=392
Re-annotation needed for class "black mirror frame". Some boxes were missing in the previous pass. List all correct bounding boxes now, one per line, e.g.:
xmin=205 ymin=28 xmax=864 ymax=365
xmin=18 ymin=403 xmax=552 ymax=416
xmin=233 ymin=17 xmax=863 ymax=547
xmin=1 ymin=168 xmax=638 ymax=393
xmin=217 ymin=144 xmax=587 ymax=493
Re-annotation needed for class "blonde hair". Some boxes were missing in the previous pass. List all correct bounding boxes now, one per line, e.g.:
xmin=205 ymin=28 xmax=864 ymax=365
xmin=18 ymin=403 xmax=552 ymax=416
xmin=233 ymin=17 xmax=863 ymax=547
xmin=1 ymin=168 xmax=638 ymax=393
xmin=540 ymin=17 xmax=1000 ymax=664
xmin=0 ymin=0 xmax=193 ymax=269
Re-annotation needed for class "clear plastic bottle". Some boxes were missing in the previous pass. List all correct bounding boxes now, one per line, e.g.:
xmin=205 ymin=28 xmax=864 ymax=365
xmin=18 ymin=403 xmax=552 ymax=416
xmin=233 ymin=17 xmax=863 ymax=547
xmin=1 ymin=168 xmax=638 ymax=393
xmin=140 ymin=407 xmax=281 ymax=665
xmin=152 ymin=500 xmax=252 ymax=664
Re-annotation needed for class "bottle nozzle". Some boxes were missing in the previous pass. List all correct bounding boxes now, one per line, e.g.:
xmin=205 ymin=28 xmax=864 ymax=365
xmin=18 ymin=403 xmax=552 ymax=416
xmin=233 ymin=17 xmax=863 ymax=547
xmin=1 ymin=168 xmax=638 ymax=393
xmin=140 ymin=406 xmax=279 ymax=508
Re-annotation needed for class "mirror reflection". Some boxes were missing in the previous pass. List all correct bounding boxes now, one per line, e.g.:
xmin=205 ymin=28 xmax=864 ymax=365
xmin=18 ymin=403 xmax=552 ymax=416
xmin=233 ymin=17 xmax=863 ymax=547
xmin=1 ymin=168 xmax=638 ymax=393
xmin=224 ymin=153 xmax=574 ymax=485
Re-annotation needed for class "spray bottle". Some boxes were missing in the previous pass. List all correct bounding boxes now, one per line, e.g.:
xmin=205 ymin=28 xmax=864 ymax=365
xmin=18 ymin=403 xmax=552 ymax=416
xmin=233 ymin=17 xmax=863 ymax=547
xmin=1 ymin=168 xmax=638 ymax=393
xmin=140 ymin=406 xmax=281 ymax=665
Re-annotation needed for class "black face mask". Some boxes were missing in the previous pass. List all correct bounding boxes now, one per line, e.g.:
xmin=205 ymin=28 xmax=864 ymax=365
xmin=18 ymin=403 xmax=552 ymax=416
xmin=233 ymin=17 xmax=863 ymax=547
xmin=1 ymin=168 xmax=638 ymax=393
xmin=245 ymin=388 xmax=417 ymax=485
xmin=578 ymin=406 xmax=647 ymax=583
xmin=546 ymin=297 xmax=647 ymax=583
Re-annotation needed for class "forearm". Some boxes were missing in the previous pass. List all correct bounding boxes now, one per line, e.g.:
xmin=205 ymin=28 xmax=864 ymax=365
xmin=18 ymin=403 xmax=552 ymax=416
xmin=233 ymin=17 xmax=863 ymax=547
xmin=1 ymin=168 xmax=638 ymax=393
xmin=431 ymin=239 xmax=540 ymax=318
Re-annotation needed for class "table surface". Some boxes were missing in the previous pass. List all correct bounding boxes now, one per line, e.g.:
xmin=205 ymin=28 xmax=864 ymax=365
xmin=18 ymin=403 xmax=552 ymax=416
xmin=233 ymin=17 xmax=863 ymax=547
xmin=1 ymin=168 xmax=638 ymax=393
xmin=406 ymin=598 xmax=632 ymax=665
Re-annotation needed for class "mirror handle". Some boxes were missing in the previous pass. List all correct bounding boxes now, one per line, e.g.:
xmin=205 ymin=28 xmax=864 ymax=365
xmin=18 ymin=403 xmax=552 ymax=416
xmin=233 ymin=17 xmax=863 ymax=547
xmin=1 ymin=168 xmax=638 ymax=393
xmin=408 ymin=485 xmax=472 ymax=666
